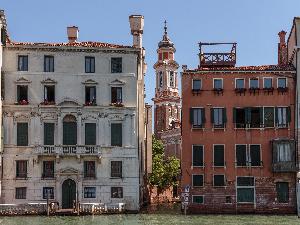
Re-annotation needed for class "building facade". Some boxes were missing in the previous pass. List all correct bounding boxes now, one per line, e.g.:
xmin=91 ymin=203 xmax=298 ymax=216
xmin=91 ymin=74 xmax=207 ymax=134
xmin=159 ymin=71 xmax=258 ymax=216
xmin=0 ymin=11 xmax=151 ymax=211
xmin=152 ymin=22 xmax=181 ymax=160
xmin=181 ymin=35 xmax=297 ymax=213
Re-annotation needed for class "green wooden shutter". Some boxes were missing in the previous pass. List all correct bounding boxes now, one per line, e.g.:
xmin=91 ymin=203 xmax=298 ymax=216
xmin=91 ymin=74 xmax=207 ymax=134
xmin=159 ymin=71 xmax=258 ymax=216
xmin=287 ymin=107 xmax=291 ymax=123
xmin=214 ymin=145 xmax=224 ymax=166
xmin=275 ymin=107 xmax=279 ymax=125
xmin=44 ymin=123 xmax=54 ymax=145
xmin=259 ymin=107 xmax=264 ymax=126
xmin=223 ymin=108 xmax=227 ymax=123
xmin=210 ymin=108 xmax=214 ymax=124
xmin=85 ymin=123 xmax=96 ymax=145
xmin=233 ymin=108 xmax=236 ymax=123
xmin=276 ymin=182 xmax=289 ymax=203
xmin=63 ymin=122 xmax=77 ymax=145
xmin=189 ymin=108 xmax=194 ymax=124
xmin=245 ymin=107 xmax=251 ymax=124
xmin=250 ymin=145 xmax=261 ymax=166
xmin=192 ymin=146 xmax=203 ymax=167
xmin=111 ymin=123 xmax=122 ymax=146
xmin=236 ymin=145 xmax=247 ymax=166
xmin=17 ymin=123 xmax=28 ymax=146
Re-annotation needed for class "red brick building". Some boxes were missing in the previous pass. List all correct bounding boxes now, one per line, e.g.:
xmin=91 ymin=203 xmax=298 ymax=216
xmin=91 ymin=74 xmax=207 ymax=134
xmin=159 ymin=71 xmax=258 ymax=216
xmin=153 ymin=22 xmax=181 ymax=160
xmin=181 ymin=32 xmax=297 ymax=214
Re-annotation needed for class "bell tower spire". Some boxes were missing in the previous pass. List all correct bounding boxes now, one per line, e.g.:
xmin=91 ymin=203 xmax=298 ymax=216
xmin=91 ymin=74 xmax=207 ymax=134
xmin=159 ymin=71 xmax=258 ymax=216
xmin=152 ymin=21 xmax=181 ymax=138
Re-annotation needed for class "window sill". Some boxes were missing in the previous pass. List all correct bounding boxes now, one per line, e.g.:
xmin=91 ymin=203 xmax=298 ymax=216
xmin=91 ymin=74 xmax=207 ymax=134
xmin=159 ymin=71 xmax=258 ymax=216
xmin=110 ymin=177 xmax=122 ymax=179
xmin=192 ymin=127 xmax=205 ymax=130
xmin=41 ymin=177 xmax=55 ymax=180
xmin=213 ymin=186 xmax=226 ymax=188
xmin=192 ymin=186 xmax=204 ymax=188
xmin=236 ymin=202 xmax=255 ymax=204
xmin=192 ymin=166 xmax=204 ymax=168
xmin=16 ymin=178 xmax=28 ymax=180
xmin=83 ymin=177 xmax=97 ymax=180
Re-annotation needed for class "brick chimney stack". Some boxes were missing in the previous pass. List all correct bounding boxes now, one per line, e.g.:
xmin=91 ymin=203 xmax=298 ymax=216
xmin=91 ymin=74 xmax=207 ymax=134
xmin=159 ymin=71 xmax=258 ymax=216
xmin=67 ymin=26 xmax=79 ymax=43
xmin=129 ymin=15 xmax=144 ymax=48
xmin=278 ymin=30 xmax=288 ymax=66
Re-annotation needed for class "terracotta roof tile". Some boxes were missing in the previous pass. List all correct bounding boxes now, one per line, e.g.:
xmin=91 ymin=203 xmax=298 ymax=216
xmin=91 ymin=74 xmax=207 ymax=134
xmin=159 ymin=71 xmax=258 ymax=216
xmin=186 ymin=65 xmax=295 ymax=72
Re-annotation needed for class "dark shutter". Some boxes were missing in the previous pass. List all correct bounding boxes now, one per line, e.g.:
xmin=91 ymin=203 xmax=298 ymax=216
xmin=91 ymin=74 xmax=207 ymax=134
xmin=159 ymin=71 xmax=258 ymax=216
xmin=223 ymin=108 xmax=227 ymax=123
xmin=190 ymin=108 xmax=194 ymax=124
xmin=201 ymin=108 xmax=206 ymax=124
xmin=63 ymin=122 xmax=77 ymax=145
xmin=85 ymin=123 xmax=96 ymax=145
xmin=250 ymin=145 xmax=261 ymax=166
xmin=192 ymin=145 xmax=203 ymax=167
xmin=214 ymin=145 xmax=224 ymax=167
xmin=236 ymin=145 xmax=247 ymax=166
xmin=44 ymin=123 xmax=54 ymax=145
xmin=245 ymin=107 xmax=251 ymax=124
xmin=275 ymin=107 xmax=279 ymax=125
xmin=233 ymin=108 xmax=236 ymax=123
xmin=214 ymin=175 xmax=225 ymax=186
xmin=17 ymin=123 xmax=28 ymax=146
xmin=111 ymin=123 xmax=122 ymax=146
xmin=276 ymin=182 xmax=289 ymax=203
xmin=259 ymin=107 xmax=264 ymax=126
xmin=210 ymin=108 xmax=214 ymax=124
xmin=287 ymin=107 xmax=291 ymax=123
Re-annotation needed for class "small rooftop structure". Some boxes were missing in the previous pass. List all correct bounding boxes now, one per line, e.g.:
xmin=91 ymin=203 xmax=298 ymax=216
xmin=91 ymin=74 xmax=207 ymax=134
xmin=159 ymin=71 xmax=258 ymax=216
xmin=199 ymin=42 xmax=237 ymax=68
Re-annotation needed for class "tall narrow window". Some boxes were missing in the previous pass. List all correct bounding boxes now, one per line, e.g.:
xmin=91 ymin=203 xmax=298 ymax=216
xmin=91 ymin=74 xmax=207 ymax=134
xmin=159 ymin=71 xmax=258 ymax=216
xmin=111 ymin=161 xmax=122 ymax=178
xmin=44 ymin=85 xmax=55 ymax=103
xmin=85 ymin=123 xmax=96 ymax=145
xmin=16 ymin=160 xmax=27 ymax=178
xmin=85 ymin=56 xmax=95 ymax=73
xmin=111 ymin=57 xmax=122 ymax=73
xmin=236 ymin=145 xmax=247 ymax=166
xmin=43 ymin=187 xmax=54 ymax=199
xmin=192 ymin=79 xmax=201 ymax=91
xmin=15 ymin=187 xmax=27 ymax=199
xmin=84 ymin=161 xmax=96 ymax=178
xmin=169 ymin=71 xmax=174 ymax=87
xmin=18 ymin=55 xmax=28 ymax=71
xmin=111 ymin=123 xmax=122 ymax=147
xmin=17 ymin=85 xmax=28 ymax=104
xmin=233 ymin=108 xmax=246 ymax=128
xmin=192 ymin=145 xmax=204 ymax=167
xmin=159 ymin=72 xmax=163 ymax=87
xmin=85 ymin=86 xmax=96 ymax=105
xmin=236 ymin=177 xmax=255 ymax=203
xmin=190 ymin=108 xmax=205 ymax=128
xmin=211 ymin=108 xmax=226 ymax=128
xmin=44 ymin=56 xmax=54 ymax=72
xmin=214 ymin=145 xmax=225 ymax=167
xmin=43 ymin=161 xmax=54 ymax=178
xmin=250 ymin=145 xmax=261 ymax=166
xmin=44 ymin=123 xmax=54 ymax=145
xmin=276 ymin=107 xmax=290 ymax=128
xmin=63 ymin=115 xmax=77 ymax=146
xmin=17 ymin=123 xmax=28 ymax=146
xmin=250 ymin=107 xmax=262 ymax=128
xmin=111 ymin=87 xmax=122 ymax=104
xmin=276 ymin=182 xmax=289 ymax=203
xmin=213 ymin=175 xmax=225 ymax=187
xmin=264 ymin=107 xmax=274 ymax=128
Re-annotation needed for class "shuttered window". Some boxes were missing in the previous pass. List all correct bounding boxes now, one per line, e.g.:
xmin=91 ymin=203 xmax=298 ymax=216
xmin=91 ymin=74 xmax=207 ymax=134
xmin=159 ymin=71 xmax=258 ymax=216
xmin=276 ymin=182 xmax=289 ymax=203
xmin=15 ymin=187 xmax=26 ymax=199
xmin=85 ymin=123 xmax=96 ymax=145
xmin=214 ymin=145 xmax=224 ymax=167
xmin=63 ymin=122 xmax=77 ymax=145
xmin=214 ymin=175 xmax=225 ymax=187
xmin=44 ymin=123 xmax=54 ymax=145
xmin=211 ymin=108 xmax=226 ymax=128
xmin=43 ymin=161 xmax=54 ymax=178
xmin=111 ymin=87 xmax=122 ymax=103
xmin=17 ymin=123 xmax=28 ymax=146
xmin=236 ymin=145 xmax=247 ymax=166
xmin=250 ymin=145 xmax=261 ymax=166
xmin=276 ymin=107 xmax=291 ymax=128
xmin=192 ymin=174 xmax=203 ymax=187
xmin=264 ymin=107 xmax=274 ymax=127
xmin=111 ymin=123 xmax=122 ymax=147
xmin=190 ymin=108 xmax=205 ymax=128
xmin=233 ymin=108 xmax=246 ymax=128
xmin=192 ymin=145 xmax=203 ymax=167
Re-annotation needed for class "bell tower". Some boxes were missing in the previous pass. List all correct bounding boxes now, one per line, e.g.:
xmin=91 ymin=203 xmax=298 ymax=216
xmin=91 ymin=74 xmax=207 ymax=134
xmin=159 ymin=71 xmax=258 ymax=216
xmin=152 ymin=21 xmax=180 ymax=138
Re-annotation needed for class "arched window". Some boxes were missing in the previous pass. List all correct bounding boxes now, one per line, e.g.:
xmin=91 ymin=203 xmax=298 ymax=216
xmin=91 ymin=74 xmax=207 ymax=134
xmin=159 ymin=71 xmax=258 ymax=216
xmin=170 ymin=71 xmax=174 ymax=87
xmin=159 ymin=71 xmax=163 ymax=87
xmin=63 ymin=115 xmax=77 ymax=145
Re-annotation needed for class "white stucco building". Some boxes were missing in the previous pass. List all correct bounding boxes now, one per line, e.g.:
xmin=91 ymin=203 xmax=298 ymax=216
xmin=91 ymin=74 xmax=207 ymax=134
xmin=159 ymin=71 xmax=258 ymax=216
xmin=0 ymin=10 xmax=151 ymax=211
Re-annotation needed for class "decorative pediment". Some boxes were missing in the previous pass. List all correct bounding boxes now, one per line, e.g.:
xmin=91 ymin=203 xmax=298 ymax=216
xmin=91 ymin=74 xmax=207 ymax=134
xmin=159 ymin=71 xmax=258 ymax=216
xmin=59 ymin=167 xmax=79 ymax=175
xmin=15 ymin=77 xmax=31 ymax=84
xmin=57 ymin=98 xmax=81 ymax=107
xmin=41 ymin=78 xmax=57 ymax=84
xmin=82 ymin=79 xmax=98 ymax=85
xmin=109 ymin=79 xmax=125 ymax=86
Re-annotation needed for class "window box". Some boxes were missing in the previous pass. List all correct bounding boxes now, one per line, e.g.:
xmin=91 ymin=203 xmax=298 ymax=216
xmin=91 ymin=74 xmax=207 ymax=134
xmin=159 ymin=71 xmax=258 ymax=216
xmin=192 ymin=89 xmax=201 ymax=95
xmin=41 ymin=100 xmax=55 ymax=105
xmin=235 ymin=88 xmax=246 ymax=95
xmin=84 ymin=101 xmax=97 ymax=106
xmin=263 ymin=87 xmax=274 ymax=92
xmin=249 ymin=87 xmax=260 ymax=94
xmin=277 ymin=87 xmax=288 ymax=93
xmin=213 ymin=88 xmax=223 ymax=94
xmin=110 ymin=102 xmax=124 ymax=107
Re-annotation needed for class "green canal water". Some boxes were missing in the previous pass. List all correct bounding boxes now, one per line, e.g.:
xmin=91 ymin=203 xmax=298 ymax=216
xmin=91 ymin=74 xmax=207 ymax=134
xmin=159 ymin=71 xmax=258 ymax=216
xmin=0 ymin=214 xmax=299 ymax=225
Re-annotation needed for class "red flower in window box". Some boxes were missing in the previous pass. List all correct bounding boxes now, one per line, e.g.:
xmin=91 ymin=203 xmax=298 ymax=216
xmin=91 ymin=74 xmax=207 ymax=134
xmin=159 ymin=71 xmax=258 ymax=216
xmin=110 ymin=102 xmax=124 ymax=107
xmin=41 ymin=100 xmax=55 ymax=105
xmin=18 ymin=99 xmax=29 ymax=105
xmin=84 ymin=101 xmax=97 ymax=106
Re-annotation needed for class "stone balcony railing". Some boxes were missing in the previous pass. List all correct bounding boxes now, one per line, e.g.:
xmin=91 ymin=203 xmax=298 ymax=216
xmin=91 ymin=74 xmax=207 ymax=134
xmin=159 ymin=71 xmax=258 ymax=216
xmin=35 ymin=145 xmax=101 ymax=157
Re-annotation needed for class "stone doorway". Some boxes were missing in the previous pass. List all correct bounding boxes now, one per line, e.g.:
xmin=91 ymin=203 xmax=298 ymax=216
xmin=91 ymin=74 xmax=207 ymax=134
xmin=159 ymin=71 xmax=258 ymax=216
xmin=62 ymin=179 xmax=76 ymax=209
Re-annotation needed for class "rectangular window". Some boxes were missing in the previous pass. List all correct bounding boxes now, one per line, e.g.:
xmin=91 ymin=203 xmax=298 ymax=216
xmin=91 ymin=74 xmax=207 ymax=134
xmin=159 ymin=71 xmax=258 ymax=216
xmin=17 ymin=85 xmax=28 ymax=103
xmin=263 ymin=77 xmax=273 ymax=89
xmin=249 ymin=78 xmax=259 ymax=89
xmin=18 ymin=55 xmax=28 ymax=71
xmin=44 ymin=123 xmax=54 ymax=145
xmin=233 ymin=108 xmax=246 ymax=128
xmin=44 ymin=85 xmax=55 ymax=103
xmin=111 ymin=123 xmax=122 ymax=147
xmin=192 ymin=195 xmax=204 ymax=204
xmin=277 ymin=78 xmax=287 ymax=89
xmin=276 ymin=142 xmax=292 ymax=162
xmin=264 ymin=107 xmax=274 ymax=128
xmin=17 ymin=123 xmax=28 ymax=146
xmin=192 ymin=145 xmax=203 ymax=167
xmin=276 ymin=182 xmax=289 ymax=203
xmin=43 ymin=187 xmax=54 ymax=199
xmin=84 ymin=187 xmax=96 ymax=198
xmin=84 ymin=161 xmax=96 ymax=178
xmin=111 ymin=187 xmax=123 ymax=198
xmin=250 ymin=145 xmax=261 ymax=166
xmin=211 ymin=108 xmax=226 ymax=128
xmin=85 ymin=86 xmax=96 ymax=105
xmin=214 ymin=175 xmax=225 ymax=187
xmin=85 ymin=123 xmax=96 ymax=145
xmin=111 ymin=87 xmax=122 ymax=104
xmin=111 ymin=161 xmax=122 ymax=178
xmin=192 ymin=79 xmax=201 ymax=91
xmin=214 ymin=145 xmax=225 ymax=167
xmin=85 ymin=56 xmax=95 ymax=73
xmin=15 ymin=187 xmax=26 ymax=199
xmin=111 ymin=57 xmax=122 ymax=73
xmin=44 ymin=56 xmax=54 ymax=72
xmin=190 ymin=108 xmax=205 ymax=128
xmin=213 ymin=79 xmax=223 ymax=89
xmin=236 ymin=145 xmax=247 ymax=166
xmin=236 ymin=177 xmax=255 ymax=203
xmin=16 ymin=160 xmax=27 ymax=178
xmin=250 ymin=107 xmax=262 ymax=128
xmin=43 ymin=161 xmax=54 ymax=178
xmin=192 ymin=174 xmax=204 ymax=187
xmin=276 ymin=107 xmax=290 ymax=128
xmin=235 ymin=79 xmax=245 ymax=89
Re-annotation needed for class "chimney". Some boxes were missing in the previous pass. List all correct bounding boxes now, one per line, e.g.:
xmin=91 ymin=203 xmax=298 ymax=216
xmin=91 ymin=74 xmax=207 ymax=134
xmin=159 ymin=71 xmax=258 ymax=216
xmin=278 ymin=30 xmax=288 ymax=66
xmin=129 ymin=15 xmax=144 ymax=48
xmin=67 ymin=26 xmax=79 ymax=43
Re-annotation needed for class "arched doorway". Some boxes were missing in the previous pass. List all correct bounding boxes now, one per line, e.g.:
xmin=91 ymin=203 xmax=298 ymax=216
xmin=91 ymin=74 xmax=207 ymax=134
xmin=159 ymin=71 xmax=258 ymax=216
xmin=63 ymin=115 xmax=77 ymax=145
xmin=62 ymin=179 xmax=76 ymax=209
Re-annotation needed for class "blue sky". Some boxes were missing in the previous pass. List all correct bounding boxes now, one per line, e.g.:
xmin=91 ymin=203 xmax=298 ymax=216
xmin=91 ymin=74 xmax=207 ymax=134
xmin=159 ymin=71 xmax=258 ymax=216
xmin=1 ymin=0 xmax=300 ymax=104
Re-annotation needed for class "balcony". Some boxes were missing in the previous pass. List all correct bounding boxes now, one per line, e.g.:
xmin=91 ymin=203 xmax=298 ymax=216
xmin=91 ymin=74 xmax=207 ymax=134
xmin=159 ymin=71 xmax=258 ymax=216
xmin=199 ymin=42 xmax=236 ymax=67
xmin=35 ymin=145 xmax=102 ymax=159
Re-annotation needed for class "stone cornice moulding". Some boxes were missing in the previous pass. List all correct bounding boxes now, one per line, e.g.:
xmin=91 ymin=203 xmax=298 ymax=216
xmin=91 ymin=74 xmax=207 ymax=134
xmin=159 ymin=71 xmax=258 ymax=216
xmin=82 ymin=79 xmax=98 ymax=85
xmin=15 ymin=76 xmax=31 ymax=84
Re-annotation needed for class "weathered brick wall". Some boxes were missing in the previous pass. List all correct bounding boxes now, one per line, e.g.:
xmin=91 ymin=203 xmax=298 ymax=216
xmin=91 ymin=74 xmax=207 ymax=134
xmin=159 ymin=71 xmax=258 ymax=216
xmin=149 ymin=186 xmax=174 ymax=204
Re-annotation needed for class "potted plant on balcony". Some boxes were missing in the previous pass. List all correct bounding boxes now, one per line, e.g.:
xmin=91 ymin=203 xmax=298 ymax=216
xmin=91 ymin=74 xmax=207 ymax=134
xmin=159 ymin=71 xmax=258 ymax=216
xmin=84 ymin=101 xmax=97 ymax=106
xmin=234 ymin=88 xmax=246 ymax=95
xmin=41 ymin=100 xmax=55 ymax=105
xmin=277 ymin=87 xmax=288 ymax=93
xmin=110 ymin=102 xmax=124 ymax=107
xmin=15 ymin=99 xmax=29 ymax=105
